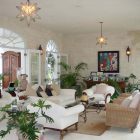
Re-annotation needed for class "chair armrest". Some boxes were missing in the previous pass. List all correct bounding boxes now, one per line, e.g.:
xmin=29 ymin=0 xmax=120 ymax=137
xmin=107 ymin=86 xmax=115 ymax=96
xmin=104 ymin=93 xmax=112 ymax=103
xmin=64 ymin=104 xmax=84 ymax=116
xmin=106 ymin=103 xmax=138 ymax=117
xmin=82 ymin=88 xmax=94 ymax=98
xmin=119 ymin=93 xmax=131 ymax=97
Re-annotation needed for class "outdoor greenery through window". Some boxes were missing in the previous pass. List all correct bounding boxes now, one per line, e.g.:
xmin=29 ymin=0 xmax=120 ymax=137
xmin=46 ymin=40 xmax=59 ymax=84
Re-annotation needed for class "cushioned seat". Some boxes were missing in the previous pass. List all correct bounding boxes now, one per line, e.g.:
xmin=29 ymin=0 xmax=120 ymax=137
xmin=83 ymin=83 xmax=115 ymax=104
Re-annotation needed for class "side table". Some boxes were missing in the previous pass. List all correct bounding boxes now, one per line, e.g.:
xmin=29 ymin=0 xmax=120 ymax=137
xmin=80 ymin=101 xmax=88 ymax=122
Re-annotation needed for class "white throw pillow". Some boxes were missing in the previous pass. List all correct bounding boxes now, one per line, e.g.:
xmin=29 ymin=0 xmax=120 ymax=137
xmin=129 ymin=93 xmax=140 ymax=108
xmin=121 ymin=98 xmax=132 ymax=107
xmin=40 ymin=91 xmax=48 ymax=99
xmin=25 ymin=84 xmax=37 ymax=96
xmin=132 ymin=90 xmax=139 ymax=97
xmin=51 ymin=82 xmax=60 ymax=95
xmin=94 ymin=83 xmax=108 ymax=94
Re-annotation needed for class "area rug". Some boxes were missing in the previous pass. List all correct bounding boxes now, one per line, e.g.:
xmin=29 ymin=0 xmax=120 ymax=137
xmin=73 ymin=110 xmax=110 ymax=136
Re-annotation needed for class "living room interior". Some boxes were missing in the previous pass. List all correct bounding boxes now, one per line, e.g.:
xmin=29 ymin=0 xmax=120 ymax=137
xmin=0 ymin=0 xmax=140 ymax=140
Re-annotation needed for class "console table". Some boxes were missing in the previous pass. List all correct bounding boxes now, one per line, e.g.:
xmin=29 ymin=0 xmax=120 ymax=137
xmin=84 ymin=80 xmax=126 ymax=92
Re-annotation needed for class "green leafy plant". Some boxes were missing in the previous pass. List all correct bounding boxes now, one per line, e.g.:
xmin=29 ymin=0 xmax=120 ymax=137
xmin=60 ymin=62 xmax=88 ymax=97
xmin=106 ymin=78 xmax=122 ymax=100
xmin=125 ymin=73 xmax=140 ymax=93
xmin=0 ymin=99 xmax=54 ymax=140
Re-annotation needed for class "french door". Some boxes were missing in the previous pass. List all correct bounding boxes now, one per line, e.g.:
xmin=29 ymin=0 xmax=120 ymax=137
xmin=26 ymin=49 xmax=41 ymax=85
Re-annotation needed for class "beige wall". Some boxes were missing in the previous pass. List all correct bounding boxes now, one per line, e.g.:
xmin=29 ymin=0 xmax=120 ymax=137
xmin=63 ymin=31 xmax=140 ymax=79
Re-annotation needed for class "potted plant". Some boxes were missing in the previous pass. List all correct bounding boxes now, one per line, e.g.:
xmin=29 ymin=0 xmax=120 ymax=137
xmin=125 ymin=73 xmax=140 ymax=93
xmin=0 ymin=74 xmax=3 ymax=98
xmin=59 ymin=62 xmax=88 ymax=97
xmin=106 ymin=78 xmax=122 ymax=100
xmin=0 ymin=99 xmax=54 ymax=140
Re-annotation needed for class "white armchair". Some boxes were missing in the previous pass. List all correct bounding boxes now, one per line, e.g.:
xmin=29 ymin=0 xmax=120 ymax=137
xmin=27 ymin=97 xmax=84 ymax=140
xmin=82 ymin=83 xmax=115 ymax=104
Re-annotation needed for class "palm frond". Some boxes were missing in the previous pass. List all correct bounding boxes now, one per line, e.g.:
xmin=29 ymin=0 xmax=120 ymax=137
xmin=59 ymin=62 xmax=71 ymax=72
xmin=74 ymin=62 xmax=88 ymax=73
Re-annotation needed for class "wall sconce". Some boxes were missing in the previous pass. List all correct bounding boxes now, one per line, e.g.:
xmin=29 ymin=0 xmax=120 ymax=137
xmin=38 ymin=45 xmax=43 ymax=55
xmin=126 ymin=46 xmax=131 ymax=62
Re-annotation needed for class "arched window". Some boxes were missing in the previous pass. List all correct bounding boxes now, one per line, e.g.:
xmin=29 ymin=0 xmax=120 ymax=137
xmin=0 ymin=28 xmax=24 ymax=48
xmin=46 ymin=40 xmax=59 ymax=84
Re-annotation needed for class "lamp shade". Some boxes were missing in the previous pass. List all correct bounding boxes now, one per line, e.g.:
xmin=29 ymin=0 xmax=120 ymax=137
xmin=38 ymin=45 xmax=43 ymax=55
xmin=126 ymin=47 xmax=131 ymax=55
xmin=80 ymin=93 xmax=88 ymax=102
xmin=126 ymin=46 xmax=131 ymax=62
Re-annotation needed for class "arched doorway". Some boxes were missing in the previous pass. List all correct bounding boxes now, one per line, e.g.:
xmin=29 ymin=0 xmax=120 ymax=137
xmin=0 ymin=28 xmax=25 ymax=88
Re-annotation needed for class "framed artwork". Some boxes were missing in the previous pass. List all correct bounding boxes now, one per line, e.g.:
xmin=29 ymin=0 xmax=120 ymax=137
xmin=98 ymin=51 xmax=119 ymax=73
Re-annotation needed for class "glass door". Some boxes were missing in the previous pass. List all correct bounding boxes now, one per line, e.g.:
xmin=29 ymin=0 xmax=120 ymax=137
xmin=26 ymin=49 xmax=41 ymax=85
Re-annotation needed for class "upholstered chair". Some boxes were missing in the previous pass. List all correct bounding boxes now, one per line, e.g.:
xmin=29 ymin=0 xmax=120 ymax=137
xmin=106 ymin=92 xmax=140 ymax=132
xmin=82 ymin=83 xmax=115 ymax=104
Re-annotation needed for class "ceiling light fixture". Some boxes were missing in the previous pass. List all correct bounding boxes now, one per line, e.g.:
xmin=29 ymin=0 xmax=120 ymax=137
xmin=96 ymin=22 xmax=107 ymax=47
xmin=16 ymin=0 xmax=41 ymax=26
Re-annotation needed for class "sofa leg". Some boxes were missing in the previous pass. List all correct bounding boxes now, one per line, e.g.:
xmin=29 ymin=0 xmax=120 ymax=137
xmin=75 ymin=122 xmax=78 ymax=130
xmin=60 ymin=130 xmax=64 ymax=140
xmin=130 ymin=128 xmax=134 ymax=133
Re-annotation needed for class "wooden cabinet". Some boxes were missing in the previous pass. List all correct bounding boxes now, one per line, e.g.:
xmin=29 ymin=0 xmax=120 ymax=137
xmin=84 ymin=80 xmax=126 ymax=92
xmin=2 ymin=51 xmax=21 ymax=88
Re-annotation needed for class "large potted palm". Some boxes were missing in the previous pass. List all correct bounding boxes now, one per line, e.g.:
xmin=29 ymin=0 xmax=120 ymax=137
xmin=59 ymin=62 xmax=88 ymax=97
xmin=0 ymin=99 xmax=54 ymax=140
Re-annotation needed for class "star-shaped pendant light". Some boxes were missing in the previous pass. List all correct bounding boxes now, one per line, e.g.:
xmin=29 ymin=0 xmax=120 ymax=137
xmin=16 ymin=0 xmax=41 ymax=26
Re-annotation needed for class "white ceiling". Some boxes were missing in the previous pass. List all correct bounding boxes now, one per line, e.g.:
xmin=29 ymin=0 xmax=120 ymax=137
xmin=1 ymin=0 xmax=140 ymax=33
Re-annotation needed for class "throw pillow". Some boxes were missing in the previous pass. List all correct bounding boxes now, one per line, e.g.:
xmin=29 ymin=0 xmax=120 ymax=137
xmin=121 ymin=98 xmax=132 ymax=107
xmin=51 ymin=82 xmax=60 ymax=96
xmin=132 ymin=90 xmax=139 ymax=97
xmin=51 ymin=90 xmax=58 ymax=96
xmin=25 ymin=84 xmax=37 ymax=96
xmin=94 ymin=83 xmax=108 ymax=94
xmin=45 ymin=85 xmax=53 ymax=96
xmin=129 ymin=93 xmax=140 ymax=108
xmin=40 ymin=91 xmax=48 ymax=99
xmin=36 ymin=86 xmax=43 ymax=97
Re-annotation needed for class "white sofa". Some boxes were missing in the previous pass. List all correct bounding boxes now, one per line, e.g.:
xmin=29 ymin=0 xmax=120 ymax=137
xmin=83 ymin=83 xmax=115 ymax=104
xmin=18 ymin=84 xmax=76 ymax=106
xmin=0 ymin=90 xmax=19 ymax=107
xmin=27 ymin=96 xmax=84 ymax=140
